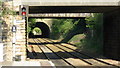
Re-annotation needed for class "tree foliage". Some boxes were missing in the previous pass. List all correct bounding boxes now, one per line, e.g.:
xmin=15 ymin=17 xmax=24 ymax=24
xmin=50 ymin=13 xmax=103 ymax=55
xmin=28 ymin=18 xmax=36 ymax=34
xmin=51 ymin=18 xmax=87 ymax=40
xmin=81 ymin=13 xmax=103 ymax=54
xmin=32 ymin=27 xmax=42 ymax=35
xmin=50 ymin=19 xmax=75 ymax=39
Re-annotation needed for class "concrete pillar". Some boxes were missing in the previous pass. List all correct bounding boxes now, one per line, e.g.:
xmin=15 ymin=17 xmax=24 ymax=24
xmin=103 ymin=8 xmax=120 ymax=60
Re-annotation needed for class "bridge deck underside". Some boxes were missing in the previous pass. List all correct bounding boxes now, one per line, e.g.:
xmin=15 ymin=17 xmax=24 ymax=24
xmin=29 ymin=6 xmax=120 ymax=14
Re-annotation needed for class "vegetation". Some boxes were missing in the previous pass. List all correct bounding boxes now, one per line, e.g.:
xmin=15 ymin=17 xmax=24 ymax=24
xmin=80 ymin=13 xmax=103 ymax=55
xmin=50 ymin=19 xmax=86 ymax=40
xmin=50 ymin=13 xmax=103 ymax=55
xmin=28 ymin=18 xmax=36 ymax=34
xmin=32 ymin=27 xmax=42 ymax=35
xmin=50 ymin=19 xmax=75 ymax=39
xmin=28 ymin=13 xmax=103 ymax=55
xmin=61 ymin=18 xmax=87 ymax=42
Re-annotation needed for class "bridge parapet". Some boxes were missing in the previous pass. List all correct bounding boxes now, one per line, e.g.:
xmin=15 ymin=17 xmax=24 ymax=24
xmin=13 ymin=0 xmax=120 ymax=6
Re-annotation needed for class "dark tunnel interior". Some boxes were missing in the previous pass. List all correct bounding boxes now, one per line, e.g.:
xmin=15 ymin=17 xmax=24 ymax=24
xmin=29 ymin=22 xmax=50 ymax=38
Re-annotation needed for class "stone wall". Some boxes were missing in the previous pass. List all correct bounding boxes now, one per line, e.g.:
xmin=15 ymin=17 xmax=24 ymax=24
xmin=2 ymin=1 xmax=26 ymax=61
xmin=13 ymin=16 xmax=26 ymax=61
xmin=2 ymin=15 xmax=13 ymax=61
xmin=2 ymin=1 xmax=13 ymax=61
xmin=104 ymin=8 xmax=120 ymax=60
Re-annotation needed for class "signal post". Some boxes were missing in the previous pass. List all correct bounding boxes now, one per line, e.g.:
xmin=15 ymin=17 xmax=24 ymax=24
xmin=11 ymin=5 xmax=29 ymax=61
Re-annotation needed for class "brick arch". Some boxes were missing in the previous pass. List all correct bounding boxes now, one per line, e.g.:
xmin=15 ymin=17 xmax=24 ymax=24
xmin=34 ymin=22 xmax=50 ymax=38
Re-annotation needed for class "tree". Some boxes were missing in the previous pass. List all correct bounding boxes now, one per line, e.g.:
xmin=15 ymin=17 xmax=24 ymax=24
xmin=61 ymin=18 xmax=87 ymax=42
xmin=81 ymin=13 xmax=103 ymax=54
xmin=51 ymin=19 xmax=75 ymax=39
xmin=28 ymin=18 xmax=36 ymax=34
xmin=51 ymin=18 xmax=87 ymax=41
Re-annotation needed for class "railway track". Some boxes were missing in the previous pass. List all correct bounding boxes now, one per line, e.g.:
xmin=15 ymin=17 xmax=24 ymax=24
xmin=41 ymin=38 xmax=120 ymax=67
xmin=27 ymin=38 xmax=119 ymax=68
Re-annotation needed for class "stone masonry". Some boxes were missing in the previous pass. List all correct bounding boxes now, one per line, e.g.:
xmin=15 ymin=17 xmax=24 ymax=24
xmin=2 ymin=1 xmax=26 ymax=61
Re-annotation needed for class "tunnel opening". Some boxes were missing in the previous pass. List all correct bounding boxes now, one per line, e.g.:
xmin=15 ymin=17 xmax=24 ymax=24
xmin=27 ymin=16 xmax=104 ymax=59
xmin=28 ymin=22 xmax=50 ymax=38
xmin=35 ymin=22 xmax=50 ymax=38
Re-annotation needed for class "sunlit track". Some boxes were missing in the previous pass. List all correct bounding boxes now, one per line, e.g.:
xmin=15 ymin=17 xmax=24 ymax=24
xmin=38 ymin=38 xmax=113 ymax=68
xmin=36 ymin=38 xmax=107 ymax=68
xmin=36 ymin=39 xmax=95 ymax=68
xmin=40 ymin=38 xmax=119 ymax=68
xmin=42 ymin=39 xmax=107 ymax=66
xmin=32 ymin=39 xmax=50 ymax=60
xmin=37 ymin=39 xmax=93 ymax=65
xmin=34 ymin=39 xmax=79 ymax=68
xmin=27 ymin=38 xmax=119 ymax=68
xmin=33 ymin=38 xmax=74 ymax=68
xmin=55 ymin=44 xmax=120 ymax=67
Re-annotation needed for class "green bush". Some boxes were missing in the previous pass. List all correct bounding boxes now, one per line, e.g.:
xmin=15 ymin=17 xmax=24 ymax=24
xmin=50 ymin=19 xmax=74 ymax=39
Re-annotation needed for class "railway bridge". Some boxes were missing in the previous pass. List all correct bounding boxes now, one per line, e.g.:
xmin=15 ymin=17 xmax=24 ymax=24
xmin=0 ymin=0 xmax=120 ymax=66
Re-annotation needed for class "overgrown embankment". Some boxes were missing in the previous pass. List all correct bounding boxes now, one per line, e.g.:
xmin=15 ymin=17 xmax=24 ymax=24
xmin=50 ymin=13 xmax=103 ymax=55
xmin=80 ymin=13 xmax=103 ymax=55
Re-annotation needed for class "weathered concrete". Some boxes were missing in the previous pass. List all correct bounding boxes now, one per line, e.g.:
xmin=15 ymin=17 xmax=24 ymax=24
xmin=12 ymin=0 xmax=120 ymax=13
xmin=0 ymin=61 xmax=40 ymax=66
xmin=13 ymin=0 xmax=120 ymax=6
xmin=28 ymin=13 xmax=91 ymax=18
